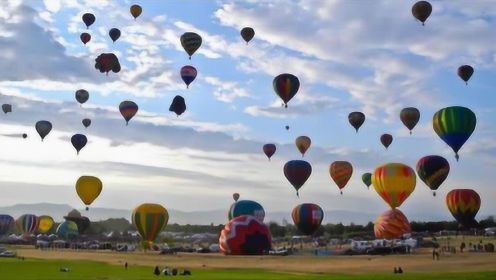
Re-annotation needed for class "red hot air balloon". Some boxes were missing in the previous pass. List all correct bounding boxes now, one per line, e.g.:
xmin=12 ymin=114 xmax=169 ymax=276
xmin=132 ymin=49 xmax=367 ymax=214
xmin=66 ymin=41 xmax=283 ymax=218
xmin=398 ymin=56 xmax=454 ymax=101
xmin=180 ymin=65 xmax=197 ymax=88
xmin=329 ymin=161 xmax=353 ymax=195
xmin=380 ymin=134 xmax=393 ymax=149
xmin=262 ymin=144 xmax=276 ymax=161
xmin=374 ymin=209 xmax=411 ymax=240
xmin=292 ymin=203 xmax=324 ymax=236
xmin=219 ymin=215 xmax=271 ymax=255
xmin=284 ymin=160 xmax=312 ymax=197
xmin=80 ymin=33 xmax=91 ymax=45
xmin=273 ymin=74 xmax=300 ymax=108
xmin=446 ymin=189 xmax=481 ymax=228
xmin=119 ymin=101 xmax=138 ymax=125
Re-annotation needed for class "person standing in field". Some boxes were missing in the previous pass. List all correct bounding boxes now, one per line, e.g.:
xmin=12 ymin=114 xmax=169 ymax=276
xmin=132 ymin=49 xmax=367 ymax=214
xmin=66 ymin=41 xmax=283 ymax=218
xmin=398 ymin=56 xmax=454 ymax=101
xmin=154 ymin=266 xmax=160 ymax=276
xmin=124 ymin=262 xmax=128 ymax=270
xmin=460 ymin=242 xmax=466 ymax=253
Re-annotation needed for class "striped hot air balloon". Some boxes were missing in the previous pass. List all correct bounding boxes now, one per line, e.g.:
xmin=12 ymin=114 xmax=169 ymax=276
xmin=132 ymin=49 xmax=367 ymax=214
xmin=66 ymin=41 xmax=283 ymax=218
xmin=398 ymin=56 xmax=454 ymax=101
xmin=0 ymin=215 xmax=14 ymax=235
xmin=446 ymin=189 xmax=481 ymax=228
xmin=132 ymin=203 xmax=169 ymax=249
xmin=16 ymin=214 xmax=39 ymax=236
xmin=295 ymin=136 xmax=311 ymax=157
xmin=228 ymin=200 xmax=265 ymax=223
xmin=372 ymin=163 xmax=416 ymax=209
xmin=180 ymin=65 xmax=197 ymax=88
xmin=416 ymin=155 xmax=450 ymax=196
xmin=374 ymin=209 xmax=411 ymax=240
xmin=292 ymin=203 xmax=324 ymax=236
xmin=180 ymin=32 xmax=202 ymax=59
xmin=262 ymin=144 xmax=276 ymax=160
xmin=273 ymin=73 xmax=300 ymax=108
xmin=400 ymin=107 xmax=420 ymax=134
xmin=119 ymin=100 xmax=138 ymax=125
xmin=329 ymin=161 xmax=353 ymax=195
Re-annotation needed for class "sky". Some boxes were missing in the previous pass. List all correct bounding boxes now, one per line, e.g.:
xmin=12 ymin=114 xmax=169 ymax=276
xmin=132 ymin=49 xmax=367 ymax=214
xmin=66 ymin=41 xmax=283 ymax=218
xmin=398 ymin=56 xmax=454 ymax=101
xmin=0 ymin=0 xmax=495 ymax=222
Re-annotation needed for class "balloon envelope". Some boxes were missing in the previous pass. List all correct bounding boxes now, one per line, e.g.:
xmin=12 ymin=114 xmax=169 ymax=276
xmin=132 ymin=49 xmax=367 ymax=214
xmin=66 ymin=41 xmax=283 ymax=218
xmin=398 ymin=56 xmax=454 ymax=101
xmin=16 ymin=214 xmax=39 ymax=235
xmin=0 ymin=215 xmax=14 ymax=235
xmin=71 ymin=134 xmax=87 ymax=155
xmin=273 ymin=73 xmax=299 ymax=107
xmin=295 ymin=136 xmax=311 ymax=156
xmin=329 ymin=161 xmax=353 ymax=194
xmin=240 ymin=27 xmax=255 ymax=43
xmin=132 ymin=203 xmax=169 ymax=248
xmin=348 ymin=112 xmax=365 ymax=132
xmin=457 ymin=65 xmax=474 ymax=85
xmin=109 ymin=28 xmax=121 ymax=42
xmin=219 ymin=215 xmax=271 ymax=255
xmin=374 ymin=209 xmax=411 ymax=240
xmin=292 ymin=203 xmax=324 ymax=236
xmin=38 ymin=215 xmax=54 ymax=234
xmin=169 ymin=95 xmax=186 ymax=116
xmin=80 ymin=33 xmax=91 ymax=45
xmin=56 ymin=221 xmax=79 ymax=240
xmin=262 ymin=144 xmax=276 ymax=160
xmin=76 ymin=176 xmax=102 ymax=210
xmin=284 ymin=160 xmax=312 ymax=196
xmin=416 ymin=155 xmax=450 ymax=195
xmin=372 ymin=163 xmax=416 ymax=209
xmin=130 ymin=4 xmax=142 ymax=19
xmin=82 ymin=118 xmax=91 ymax=128
xmin=228 ymin=200 xmax=265 ymax=223
xmin=362 ymin=173 xmax=372 ymax=189
xmin=412 ymin=1 xmax=432 ymax=25
xmin=180 ymin=65 xmax=197 ymax=88
xmin=82 ymin=13 xmax=95 ymax=28
xmin=380 ymin=134 xmax=393 ymax=149
xmin=75 ymin=89 xmax=89 ymax=104
xmin=446 ymin=189 xmax=480 ymax=228
xmin=232 ymin=193 xmax=240 ymax=202
xmin=180 ymin=32 xmax=202 ymax=59
xmin=95 ymin=53 xmax=120 ymax=74
xmin=400 ymin=107 xmax=420 ymax=134
xmin=35 ymin=120 xmax=52 ymax=141
xmin=119 ymin=100 xmax=138 ymax=125
xmin=2 ymin=104 xmax=12 ymax=114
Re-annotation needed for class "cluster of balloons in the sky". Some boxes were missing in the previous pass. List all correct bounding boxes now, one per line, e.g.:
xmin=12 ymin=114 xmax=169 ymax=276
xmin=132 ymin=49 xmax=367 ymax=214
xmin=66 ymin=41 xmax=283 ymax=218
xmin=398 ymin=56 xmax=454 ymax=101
xmin=0 ymin=1 xmax=485 ymax=251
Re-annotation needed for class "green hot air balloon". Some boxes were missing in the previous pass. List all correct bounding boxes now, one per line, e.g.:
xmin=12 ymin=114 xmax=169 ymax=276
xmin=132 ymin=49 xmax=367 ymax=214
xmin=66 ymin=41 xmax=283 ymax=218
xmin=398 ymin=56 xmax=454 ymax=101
xmin=362 ymin=173 xmax=372 ymax=189
xmin=132 ymin=203 xmax=169 ymax=249
xmin=433 ymin=106 xmax=476 ymax=161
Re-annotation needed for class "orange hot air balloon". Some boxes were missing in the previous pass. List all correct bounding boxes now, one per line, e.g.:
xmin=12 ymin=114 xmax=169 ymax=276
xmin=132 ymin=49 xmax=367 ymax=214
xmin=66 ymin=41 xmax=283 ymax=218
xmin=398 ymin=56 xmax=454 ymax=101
xmin=374 ymin=209 xmax=411 ymax=240
xmin=329 ymin=161 xmax=353 ymax=195
xmin=295 ymin=136 xmax=311 ymax=157
xmin=446 ymin=189 xmax=481 ymax=228
xmin=372 ymin=163 xmax=416 ymax=209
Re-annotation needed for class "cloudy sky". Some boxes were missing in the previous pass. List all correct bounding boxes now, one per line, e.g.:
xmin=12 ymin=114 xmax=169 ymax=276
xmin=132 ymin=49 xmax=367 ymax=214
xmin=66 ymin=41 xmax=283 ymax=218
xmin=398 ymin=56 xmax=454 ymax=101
xmin=0 ymin=0 xmax=495 ymax=222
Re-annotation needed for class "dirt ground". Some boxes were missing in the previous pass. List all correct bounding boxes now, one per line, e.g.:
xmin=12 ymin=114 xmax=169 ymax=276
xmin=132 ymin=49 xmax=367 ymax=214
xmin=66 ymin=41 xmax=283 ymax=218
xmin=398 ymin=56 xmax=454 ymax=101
xmin=15 ymin=247 xmax=496 ymax=274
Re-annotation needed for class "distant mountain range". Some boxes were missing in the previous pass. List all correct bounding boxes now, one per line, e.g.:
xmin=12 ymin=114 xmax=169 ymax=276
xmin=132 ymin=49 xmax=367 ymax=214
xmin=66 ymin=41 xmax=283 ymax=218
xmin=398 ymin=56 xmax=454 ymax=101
xmin=0 ymin=203 xmax=481 ymax=225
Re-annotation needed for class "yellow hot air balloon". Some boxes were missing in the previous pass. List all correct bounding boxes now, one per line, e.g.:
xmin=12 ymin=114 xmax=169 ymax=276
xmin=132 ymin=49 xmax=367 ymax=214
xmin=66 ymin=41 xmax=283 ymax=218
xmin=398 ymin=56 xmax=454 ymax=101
xmin=38 ymin=215 xmax=54 ymax=234
xmin=295 ymin=136 xmax=311 ymax=157
xmin=76 ymin=176 xmax=103 ymax=210
xmin=372 ymin=163 xmax=416 ymax=209
xmin=132 ymin=203 xmax=169 ymax=249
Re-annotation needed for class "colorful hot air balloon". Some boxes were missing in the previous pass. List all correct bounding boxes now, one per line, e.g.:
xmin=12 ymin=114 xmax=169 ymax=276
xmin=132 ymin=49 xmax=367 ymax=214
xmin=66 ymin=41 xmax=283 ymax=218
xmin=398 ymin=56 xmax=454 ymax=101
xmin=372 ymin=163 xmax=416 ymax=209
xmin=446 ymin=189 xmax=481 ymax=228
xmin=348 ymin=112 xmax=365 ymax=133
xmin=416 ymin=155 xmax=450 ymax=196
xmin=457 ymin=65 xmax=474 ymax=85
xmin=75 ymin=89 xmax=89 ymax=105
xmin=284 ymin=160 xmax=312 ymax=197
xmin=169 ymin=95 xmax=186 ymax=116
xmin=232 ymin=193 xmax=240 ymax=202
xmin=82 ymin=118 xmax=91 ymax=128
xmin=0 ymin=215 xmax=14 ymax=235
xmin=63 ymin=210 xmax=90 ymax=234
xmin=412 ymin=1 xmax=432 ymax=26
xmin=219 ymin=215 xmax=271 ymax=255
xmin=109 ymin=28 xmax=121 ymax=43
xmin=80 ymin=32 xmax=91 ymax=45
xmin=75 ymin=176 xmax=103 ymax=210
xmin=380 ymin=134 xmax=393 ymax=149
xmin=180 ymin=32 xmax=202 ymax=59
xmin=35 ymin=120 xmax=52 ymax=141
xmin=16 ymin=214 xmax=39 ymax=236
xmin=400 ymin=107 xmax=420 ymax=134
xmin=228 ymin=200 xmax=265 ymax=223
xmin=374 ymin=209 xmax=411 ymax=240
xmin=329 ymin=161 xmax=353 ymax=195
xmin=95 ymin=53 xmax=121 ymax=75
xmin=119 ymin=100 xmax=138 ymax=125
xmin=37 ymin=215 xmax=54 ymax=234
xmin=132 ymin=203 xmax=169 ymax=249
xmin=273 ymin=73 xmax=300 ymax=108
xmin=180 ymin=65 xmax=197 ymax=88
xmin=56 ymin=221 xmax=79 ymax=240
xmin=130 ymin=4 xmax=142 ymax=19
xmin=295 ymin=136 xmax=311 ymax=157
xmin=71 ymin=134 xmax=87 ymax=155
xmin=292 ymin=203 xmax=324 ymax=236
xmin=362 ymin=173 xmax=372 ymax=189
xmin=82 ymin=13 xmax=95 ymax=29
xmin=240 ymin=27 xmax=255 ymax=44
xmin=262 ymin=144 xmax=276 ymax=161
xmin=433 ymin=106 xmax=476 ymax=161
xmin=2 ymin=104 xmax=12 ymax=114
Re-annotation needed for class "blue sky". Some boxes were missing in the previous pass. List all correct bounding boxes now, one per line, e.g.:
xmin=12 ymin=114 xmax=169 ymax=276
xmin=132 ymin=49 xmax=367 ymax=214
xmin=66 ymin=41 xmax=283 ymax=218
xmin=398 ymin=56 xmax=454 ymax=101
xmin=0 ymin=0 xmax=495 ymax=223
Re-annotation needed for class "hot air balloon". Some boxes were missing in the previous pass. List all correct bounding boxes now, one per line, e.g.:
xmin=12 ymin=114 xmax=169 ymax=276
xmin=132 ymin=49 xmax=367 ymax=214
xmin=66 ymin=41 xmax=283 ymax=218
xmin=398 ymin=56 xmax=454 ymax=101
xmin=262 ymin=144 xmax=276 ymax=161
xmin=457 ymin=65 xmax=474 ymax=85
xmin=348 ymin=112 xmax=365 ymax=133
xmin=372 ymin=163 xmax=416 ymax=209
xmin=0 ymin=215 xmax=14 ymax=235
xmin=433 ymin=106 xmax=476 ymax=161
xmin=130 ymin=4 xmax=142 ymax=19
xmin=219 ymin=215 xmax=271 ymax=255
xmin=95 ymin=53 xmax=121 ymax=75
xmin=400 ymin=107 xmax=420 ymax=134
xmin=273 ymin=73 xmax=299 ymax=108
xmin=119 ymin=100 xmax=138 ymax=125
xmin=412 ymin=1 xmax=432 ymax=26
xmin=329 ymin=161 xmax=353 ymax=195
xmin=228 ymin=200 xmax=265 ymax=223
xmin=64 ymin=210 xmax=91 ymax=234
xmin=16 ymin=214 xmax=39 ymax=236
xmin=22 ymin=133 xmax=27 ymax=139
xmin=56 ymin=221 xmax=79 ymax=240
xmin=285 ymin=125 xmax=290 ymax=131
xmin=109 ymin=28 xmax=121 ymax=43
xmin=132 ymin=203 xmax=169 ymax=249
xmin=416 ymin=155 xmax=450 ymax=196
xmin=169 ymin=95 xmax=186 ymax=116
xmin=38 ymin=215 xmax=54 ymax=234
xmin=180 ymin=65 xmax=197 ymax=88
xmin=362 ymin=173 xmax=372 ymax=189
xmin=380 ymin=134 xmax=393 ymax=149
xmin=82 ymin=13 xmax=95 ymax=29
xmin=233 ymin=193 xmax=240 ymax=202
xmin=292 ymin=203 xmax=324 ymax=236
xmin=71 ymin=134 xmax=87 ymax=155
xmin=446 ymin=189 xmax=481 ymax=228
xmin=80 ymin=32 xmax=91 ymax=45
xmin=284 ymin=160 xmax=312 ymax=197
xmin=295 ymin=136 xmax=311 ymax=157
xmin=75 ymin=89 xmax=89 ymax=105
xmin=2 ymin=104 xmax=12 ymax=114
xmin=82 ymin=118 xmax=91 ymax=128
xmin=374 ymin=209 xmax=411 ymax=240
xmin=75 ymin=176 xmax=102 ymax=210
xmin=240 ymin=27 xmax=255 ymax=44
xmin=180 ymin=32 xmax=202 ymax=59
xmin=35 ymin=120 xmax=52 ymax=141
